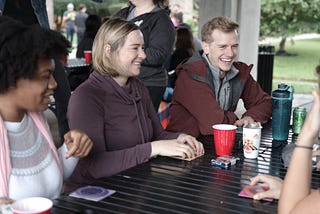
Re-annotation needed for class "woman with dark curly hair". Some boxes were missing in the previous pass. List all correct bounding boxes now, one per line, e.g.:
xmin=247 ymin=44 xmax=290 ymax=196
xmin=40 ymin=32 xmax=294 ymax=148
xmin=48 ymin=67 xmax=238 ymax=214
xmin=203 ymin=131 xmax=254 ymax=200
xmin=0 ymin=16 xmax=92 ymax=203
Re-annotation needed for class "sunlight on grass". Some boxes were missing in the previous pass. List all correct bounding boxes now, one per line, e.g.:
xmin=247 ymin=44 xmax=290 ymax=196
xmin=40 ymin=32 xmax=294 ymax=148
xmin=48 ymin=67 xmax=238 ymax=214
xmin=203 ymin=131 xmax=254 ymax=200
xmin=273 ymin=38 xmax=320 ymax=81
xmin=266 ymin=38 xmax=320 ymax=94
xmin=272 ymin=81 xmax=318 ymax=94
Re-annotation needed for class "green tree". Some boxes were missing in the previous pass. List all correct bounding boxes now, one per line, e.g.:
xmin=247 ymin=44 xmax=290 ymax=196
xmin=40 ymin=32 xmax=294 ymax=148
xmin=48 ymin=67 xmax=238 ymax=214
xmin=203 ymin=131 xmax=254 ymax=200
xmin=260 ymin=0 xmax=320 ymax=55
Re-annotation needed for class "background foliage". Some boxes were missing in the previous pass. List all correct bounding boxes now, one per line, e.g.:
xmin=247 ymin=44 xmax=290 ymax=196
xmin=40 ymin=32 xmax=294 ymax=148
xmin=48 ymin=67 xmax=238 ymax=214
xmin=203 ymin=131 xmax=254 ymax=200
xmin=260 ymin=0 xmax=320 ymax=39
xmin=260 ymin=0 xmax=320 ymax=54
xmin=260 ymin=0 xmax=320 ymax=94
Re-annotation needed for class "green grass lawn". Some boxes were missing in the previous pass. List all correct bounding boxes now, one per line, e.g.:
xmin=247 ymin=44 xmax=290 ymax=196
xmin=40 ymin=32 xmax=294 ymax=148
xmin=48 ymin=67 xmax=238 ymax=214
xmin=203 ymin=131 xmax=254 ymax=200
xmin=264 ymin=37 xmax=320 ymax=94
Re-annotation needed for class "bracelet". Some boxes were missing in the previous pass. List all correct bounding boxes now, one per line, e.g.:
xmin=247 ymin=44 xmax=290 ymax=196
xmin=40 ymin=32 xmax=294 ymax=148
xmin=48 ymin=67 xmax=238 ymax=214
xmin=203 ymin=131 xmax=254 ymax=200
xmin=295 ymin=144 xmax=313 ymax=150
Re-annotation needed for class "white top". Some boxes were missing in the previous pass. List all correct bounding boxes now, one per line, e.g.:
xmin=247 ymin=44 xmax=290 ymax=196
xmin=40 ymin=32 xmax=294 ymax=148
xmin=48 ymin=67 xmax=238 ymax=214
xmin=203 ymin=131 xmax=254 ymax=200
xmin=5 ymin=114 xmax=78 ymax=200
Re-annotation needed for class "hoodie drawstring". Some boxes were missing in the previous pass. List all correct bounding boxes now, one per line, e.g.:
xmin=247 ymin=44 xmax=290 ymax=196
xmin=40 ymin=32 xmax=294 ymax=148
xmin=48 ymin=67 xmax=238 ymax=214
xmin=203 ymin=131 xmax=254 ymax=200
xmin=133 ymin=99 xmax=145 ymax=144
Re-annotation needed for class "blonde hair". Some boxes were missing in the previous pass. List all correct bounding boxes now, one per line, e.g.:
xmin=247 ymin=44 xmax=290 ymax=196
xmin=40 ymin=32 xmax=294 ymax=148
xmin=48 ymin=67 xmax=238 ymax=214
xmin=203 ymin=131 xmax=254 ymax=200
xmin=201 ymin=16 xmax=239 ymax=43
xmin=92 ymin=18 xmax=140 ymax=77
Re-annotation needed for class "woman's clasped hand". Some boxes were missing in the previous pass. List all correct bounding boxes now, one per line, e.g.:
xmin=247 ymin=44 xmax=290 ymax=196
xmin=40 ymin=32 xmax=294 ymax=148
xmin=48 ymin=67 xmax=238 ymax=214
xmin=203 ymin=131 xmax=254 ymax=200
xmin=150 ymin=133 xmax=204 ymax=159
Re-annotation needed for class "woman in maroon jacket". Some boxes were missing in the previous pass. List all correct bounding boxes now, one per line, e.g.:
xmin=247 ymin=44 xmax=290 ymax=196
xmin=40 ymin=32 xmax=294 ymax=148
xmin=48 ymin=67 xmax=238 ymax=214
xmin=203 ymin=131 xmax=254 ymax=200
xmin=64 ymin=18 xmax=204 ymax=193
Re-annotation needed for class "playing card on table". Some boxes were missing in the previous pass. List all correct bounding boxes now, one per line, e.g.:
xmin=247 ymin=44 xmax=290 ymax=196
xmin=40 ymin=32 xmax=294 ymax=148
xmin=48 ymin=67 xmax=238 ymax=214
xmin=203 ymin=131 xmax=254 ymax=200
xmin=171 ymin=153 xmax=204 ymax=161
xmin=69 ymin=185 xmax=116 ymax=202
xmin=238 ymin=184 xmax=273 ymax=201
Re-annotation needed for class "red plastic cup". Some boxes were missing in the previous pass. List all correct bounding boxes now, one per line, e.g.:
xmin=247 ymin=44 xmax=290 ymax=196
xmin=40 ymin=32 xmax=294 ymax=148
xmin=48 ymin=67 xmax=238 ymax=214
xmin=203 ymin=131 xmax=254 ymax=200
xmin=12 ymin=197 xmax=52 ymax=214
xmin=83 ymin=50 xmax=92 ymax=64
xmin=212 ymin=124 xmax=237 ymax=156
xmin=60 ymin=55 xmax=67 ymax=66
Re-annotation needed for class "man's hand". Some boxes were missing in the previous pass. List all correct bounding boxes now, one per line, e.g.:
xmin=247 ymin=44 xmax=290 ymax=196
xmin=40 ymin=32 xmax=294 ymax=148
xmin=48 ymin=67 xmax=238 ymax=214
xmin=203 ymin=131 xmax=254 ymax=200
xmin=234 ymin=116 xmax=255 ymax=127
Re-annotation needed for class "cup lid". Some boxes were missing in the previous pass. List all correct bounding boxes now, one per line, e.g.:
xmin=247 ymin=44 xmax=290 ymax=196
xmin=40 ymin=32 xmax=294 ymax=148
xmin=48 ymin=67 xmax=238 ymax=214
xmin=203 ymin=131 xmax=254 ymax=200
xmin=212 ymin=124 xmax=237 ymax=130
xmin=244 ymin=122 xmax=262 ymax=129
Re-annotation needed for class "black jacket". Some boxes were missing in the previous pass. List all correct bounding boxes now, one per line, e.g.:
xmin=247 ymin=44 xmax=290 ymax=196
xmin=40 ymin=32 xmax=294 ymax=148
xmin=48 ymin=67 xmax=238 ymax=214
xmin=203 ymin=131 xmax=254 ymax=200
xmin=114 ymin=5 xmax=175 ymax=87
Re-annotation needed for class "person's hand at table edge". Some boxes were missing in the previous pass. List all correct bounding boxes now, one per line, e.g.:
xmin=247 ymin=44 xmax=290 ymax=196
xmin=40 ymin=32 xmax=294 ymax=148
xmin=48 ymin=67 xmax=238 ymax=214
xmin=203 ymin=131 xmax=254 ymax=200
xmin=177 ymin=133 xmax=205 ymax=156
xmin=150 ymin=134 xmax=204 ymax=159
xmin=249 ymin=174 xmax=283 ymax=200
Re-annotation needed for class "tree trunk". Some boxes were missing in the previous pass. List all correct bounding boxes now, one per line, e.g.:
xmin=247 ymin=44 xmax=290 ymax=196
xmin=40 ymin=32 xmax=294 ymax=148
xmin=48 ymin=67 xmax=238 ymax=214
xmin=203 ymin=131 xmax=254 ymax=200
xmin=279 ymin=37 xmax=286 ymax=52
xmin=276 ymin=37 xmax=288 ymax=55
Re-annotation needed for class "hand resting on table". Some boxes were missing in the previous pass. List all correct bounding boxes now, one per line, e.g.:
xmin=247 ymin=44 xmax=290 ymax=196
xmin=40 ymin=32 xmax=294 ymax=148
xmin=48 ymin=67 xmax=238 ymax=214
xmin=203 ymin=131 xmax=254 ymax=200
xmin=150 ymin=133 xmax=204 ymax=159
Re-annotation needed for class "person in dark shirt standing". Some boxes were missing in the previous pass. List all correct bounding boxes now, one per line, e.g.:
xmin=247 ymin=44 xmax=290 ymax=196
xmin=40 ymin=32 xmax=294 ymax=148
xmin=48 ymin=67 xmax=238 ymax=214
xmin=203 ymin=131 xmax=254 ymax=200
xmin=114 ymin=0 xmax=175 ymax=112
xmin=76 ymin=14 xmax=102 ymax=58
xmin=63 ymin=3 xmax=76 ymax=45
xmin=74 ymin=4 xmax=88 ymax=46
xmin=168 ymin=27 xmax=195 ymax=88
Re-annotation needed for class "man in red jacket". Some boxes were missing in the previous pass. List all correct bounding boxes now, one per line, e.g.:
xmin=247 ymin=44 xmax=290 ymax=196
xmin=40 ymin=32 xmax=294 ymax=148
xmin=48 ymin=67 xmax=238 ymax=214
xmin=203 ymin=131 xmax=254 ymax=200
xmin=166 ymin=16 xmax=272 ymax=138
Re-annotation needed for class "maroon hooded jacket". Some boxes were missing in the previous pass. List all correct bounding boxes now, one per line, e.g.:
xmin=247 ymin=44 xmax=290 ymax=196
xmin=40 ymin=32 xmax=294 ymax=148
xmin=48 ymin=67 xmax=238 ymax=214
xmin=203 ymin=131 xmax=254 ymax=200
xmin=166 ymin=52 xmax=272 ymax=137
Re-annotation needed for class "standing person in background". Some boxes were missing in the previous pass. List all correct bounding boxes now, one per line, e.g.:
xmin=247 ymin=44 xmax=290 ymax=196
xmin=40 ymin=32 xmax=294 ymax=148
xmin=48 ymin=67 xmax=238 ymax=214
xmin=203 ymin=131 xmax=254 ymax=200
xmin=163 ymin=27 xmax=196 ymax=102
xmin=171 ymin=3 xmax=183 ymax=24
xmin=169 ymin=12 xmax=202 ymax=53
xmin=169 ymin=27 xmax=195 ymax=88
xmin=0 ymin=0 xmax=72 ymax=144
xmin=76 ymin=14 xmax=102 ymax=58
xmin=170 ymin=12 xmax=179 ymax=27
xmin=75 ymin=4 xmax=88 ymax=46
xmin=178 ymin=22 xmax=203 ymax=52
xmin=114 ymin=0 xmax=175 ymax=111
xmin=63 ymin=3 xmax=76 ymax=45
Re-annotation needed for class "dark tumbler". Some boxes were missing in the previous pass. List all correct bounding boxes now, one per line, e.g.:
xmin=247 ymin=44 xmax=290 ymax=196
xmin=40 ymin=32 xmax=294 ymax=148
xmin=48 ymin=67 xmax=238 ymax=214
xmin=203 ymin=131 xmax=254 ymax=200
xmin=271 ymin=84 xmax=294 ymax=141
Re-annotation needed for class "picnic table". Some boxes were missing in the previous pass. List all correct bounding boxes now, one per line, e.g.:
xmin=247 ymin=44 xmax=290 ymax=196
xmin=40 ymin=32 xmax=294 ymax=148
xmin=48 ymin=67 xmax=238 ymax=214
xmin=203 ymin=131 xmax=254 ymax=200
xmin=51 ymin=117 xmax=320 ymax=214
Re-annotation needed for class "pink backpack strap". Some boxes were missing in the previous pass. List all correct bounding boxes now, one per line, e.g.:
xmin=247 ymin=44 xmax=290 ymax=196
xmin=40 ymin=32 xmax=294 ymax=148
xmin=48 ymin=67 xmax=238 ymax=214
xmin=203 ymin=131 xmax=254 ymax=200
xmin=0 ymin=112 xmax=63 ymax=197
xmin=0 ymin=115 xmax=11 ymax=197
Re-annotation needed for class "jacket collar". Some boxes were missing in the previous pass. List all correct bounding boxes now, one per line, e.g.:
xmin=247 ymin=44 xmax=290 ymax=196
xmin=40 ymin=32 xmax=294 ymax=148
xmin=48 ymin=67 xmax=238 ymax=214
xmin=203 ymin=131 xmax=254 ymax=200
xmin=202 ymin=52 xmax=240 ymax=81
xmin=89 ymin=71 xmax=142 ymax=104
